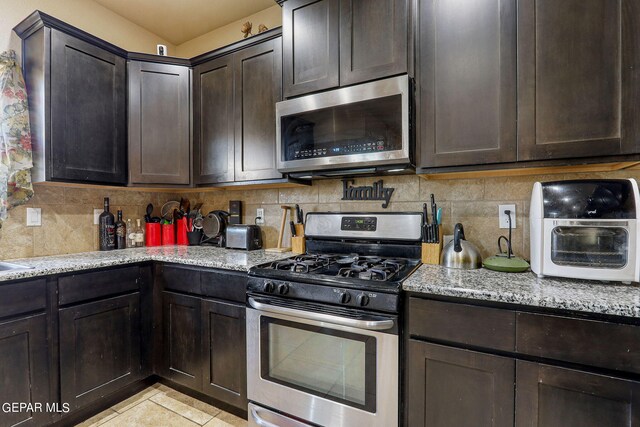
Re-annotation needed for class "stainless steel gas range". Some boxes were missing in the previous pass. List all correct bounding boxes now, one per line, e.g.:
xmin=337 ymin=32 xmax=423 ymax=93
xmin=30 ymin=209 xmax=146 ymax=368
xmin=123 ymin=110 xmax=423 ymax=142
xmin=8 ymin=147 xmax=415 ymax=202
xmin=246 ymin=212 xmax=423 ymax=427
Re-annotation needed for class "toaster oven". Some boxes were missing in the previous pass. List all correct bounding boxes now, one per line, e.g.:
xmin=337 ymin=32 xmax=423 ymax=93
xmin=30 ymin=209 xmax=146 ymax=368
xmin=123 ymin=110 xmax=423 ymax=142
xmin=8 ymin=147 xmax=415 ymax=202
xmin=530 ymin=179 xmax=640 ymax=283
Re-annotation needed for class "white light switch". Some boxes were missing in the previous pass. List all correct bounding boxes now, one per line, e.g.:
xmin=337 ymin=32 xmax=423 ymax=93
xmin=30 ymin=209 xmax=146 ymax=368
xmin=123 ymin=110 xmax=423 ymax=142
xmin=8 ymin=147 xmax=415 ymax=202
xmin=93 ymin=209 xmax=102 ymax=225
xmin=26 ymin=208 xmax=42 ymax=226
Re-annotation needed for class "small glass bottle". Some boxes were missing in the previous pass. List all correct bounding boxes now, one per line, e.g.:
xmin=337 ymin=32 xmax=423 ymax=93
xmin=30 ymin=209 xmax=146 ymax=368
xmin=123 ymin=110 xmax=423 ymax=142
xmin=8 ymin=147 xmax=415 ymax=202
xmin=134 ymin=219 xmax=145 ymax=247
xmin=115 ymin=210 xmax=126 ymax=249
xmin=126 ymin=218 xmax=135 ymax=248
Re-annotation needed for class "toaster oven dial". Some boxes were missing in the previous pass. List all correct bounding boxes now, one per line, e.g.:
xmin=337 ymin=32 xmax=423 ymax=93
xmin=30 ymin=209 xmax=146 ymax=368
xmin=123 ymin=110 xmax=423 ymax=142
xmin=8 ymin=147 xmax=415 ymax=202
xmin=277 ymin=283 xmax=290 ymax=295
xmin=338 ymin=291 xmax=351 ymax=304
xmin=262 ymin=281 xmax=275 ymax=293
xmin=356 ymin=293 xmax=370 ymax=307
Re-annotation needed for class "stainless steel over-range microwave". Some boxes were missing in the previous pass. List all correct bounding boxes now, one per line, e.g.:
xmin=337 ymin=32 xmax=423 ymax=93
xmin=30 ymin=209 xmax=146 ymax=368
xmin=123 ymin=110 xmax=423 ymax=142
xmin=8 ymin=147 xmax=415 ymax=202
xmin=275 ymin=75 xmax=412 ymax=176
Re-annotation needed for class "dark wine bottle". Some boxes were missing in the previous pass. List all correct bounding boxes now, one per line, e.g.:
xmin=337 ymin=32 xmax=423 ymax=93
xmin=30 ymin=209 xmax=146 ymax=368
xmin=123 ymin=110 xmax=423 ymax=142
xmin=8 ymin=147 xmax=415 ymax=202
xmin=99 ymin=197 xmax=115 ymax=251
xmin=115 ymin=210 xmax=126 ymax=249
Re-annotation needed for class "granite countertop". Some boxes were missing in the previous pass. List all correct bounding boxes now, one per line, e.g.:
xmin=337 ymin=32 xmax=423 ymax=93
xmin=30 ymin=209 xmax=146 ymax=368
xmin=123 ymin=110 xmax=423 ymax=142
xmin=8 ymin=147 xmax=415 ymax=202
xmin=404 ymin=264 xmax=640 ymax=318
xmin=0 ymin=246 xmax=293 ymax=282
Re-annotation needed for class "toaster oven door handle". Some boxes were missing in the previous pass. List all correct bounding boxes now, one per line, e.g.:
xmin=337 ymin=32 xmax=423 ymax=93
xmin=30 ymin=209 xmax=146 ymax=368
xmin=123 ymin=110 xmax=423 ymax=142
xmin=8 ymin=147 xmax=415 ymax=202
xmin=248 ymin=297 xmax=395 ymax=331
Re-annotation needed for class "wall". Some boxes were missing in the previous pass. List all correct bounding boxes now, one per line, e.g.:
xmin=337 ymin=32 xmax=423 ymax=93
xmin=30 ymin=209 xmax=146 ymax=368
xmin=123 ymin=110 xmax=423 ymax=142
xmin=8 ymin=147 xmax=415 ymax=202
xmin=0 ymin=0 xmax=174 ymax=62
xmin=194 ymin=169 xmax=640 ymax=260
xmin=174 ymin=5 xmax=282 ymax=58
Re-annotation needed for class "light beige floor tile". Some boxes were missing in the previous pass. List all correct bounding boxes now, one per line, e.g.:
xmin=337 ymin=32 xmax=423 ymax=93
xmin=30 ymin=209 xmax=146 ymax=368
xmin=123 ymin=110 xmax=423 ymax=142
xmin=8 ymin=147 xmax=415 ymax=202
xmin=101 ymin=400 xmax=199 ymax=427
xmin=161 ymin=389 xmax=222 ymax=418
xmin=203 ymin=411 xmax=248 ymax=427
xmin=111 ymin=386 xmax=164 ymax=413
xmin=75 ymin=408 xmax=119 ymax=427
xmin=150 ymin=392 xmax=216 ymax=425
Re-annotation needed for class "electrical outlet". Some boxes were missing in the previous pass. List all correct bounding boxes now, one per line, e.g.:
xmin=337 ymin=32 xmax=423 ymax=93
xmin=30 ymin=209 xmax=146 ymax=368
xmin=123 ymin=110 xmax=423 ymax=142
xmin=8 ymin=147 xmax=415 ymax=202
xmin=256 ymin=208 xmax=265 ymax=225
xmin=499 ymin=204 xmax=516 ymax=229
xmin=26 ymin=208 xmax=41 ymax=226
xmin=93 ymin=209 xmax=102 ymax=225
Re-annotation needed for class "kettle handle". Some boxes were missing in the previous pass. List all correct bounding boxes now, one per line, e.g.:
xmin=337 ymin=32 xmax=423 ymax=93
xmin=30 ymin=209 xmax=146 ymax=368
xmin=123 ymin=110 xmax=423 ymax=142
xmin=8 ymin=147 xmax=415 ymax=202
xmin=453 ymin=223 xmax=466 ymax=252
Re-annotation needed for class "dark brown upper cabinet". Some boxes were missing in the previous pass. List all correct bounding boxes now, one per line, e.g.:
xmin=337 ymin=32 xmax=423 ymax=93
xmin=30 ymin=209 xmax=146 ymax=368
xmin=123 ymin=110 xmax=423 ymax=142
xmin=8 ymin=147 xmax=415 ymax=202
xmin=234 ymin=39 xmax=283 ymax=182
xmin=128 ymin=61 xmax=191 ymax=185
xmin=283 ymin=0 xmax=340 ymax=97
xmin=283 ymin=0 xmax=408 ymax=98
xmin=517 ymin=0 xmax=640 ymax=161
xmin=417 ymin=0 xmax=517 ymax=168
xmin=340 ymin=0 xmax=408 ymax=86
xmin=15 ymin=12 xmax=128 ymax=185
xmin=194 ymin=36 xmax=283 ymax=185
xmin=193 ymin=56 xmax=235 ymax=184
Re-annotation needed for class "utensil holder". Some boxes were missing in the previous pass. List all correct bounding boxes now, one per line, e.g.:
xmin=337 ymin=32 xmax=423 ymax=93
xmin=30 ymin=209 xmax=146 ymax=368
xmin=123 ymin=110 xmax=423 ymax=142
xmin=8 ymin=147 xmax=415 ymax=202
xmin=145 ymin=223 xmax=161 ymax=247
xmin=176 ymin=218 xmax=188 ymax=245
xmin=422 ymin=228 xmax=444 ymax=265
xmin=161 ymin=223 xmax=175 ymax=245
xmin=291 ymin=236 xmax=305 ymax=254
xmin=187 ymin=230 xmax=203 ymax=246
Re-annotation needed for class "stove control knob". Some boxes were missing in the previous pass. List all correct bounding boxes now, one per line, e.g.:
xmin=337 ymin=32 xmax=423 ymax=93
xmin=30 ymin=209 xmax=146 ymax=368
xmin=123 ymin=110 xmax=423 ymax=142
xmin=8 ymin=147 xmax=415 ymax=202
xmin=278 ymin=283 xmax=290 ymax=295
xmin=263 ymin=281 xmax=275 ymax=293
xmin=356 ymin=294 xmax=370 ymax=307
xmin=339 ymin=291 xmax=351 ymax=304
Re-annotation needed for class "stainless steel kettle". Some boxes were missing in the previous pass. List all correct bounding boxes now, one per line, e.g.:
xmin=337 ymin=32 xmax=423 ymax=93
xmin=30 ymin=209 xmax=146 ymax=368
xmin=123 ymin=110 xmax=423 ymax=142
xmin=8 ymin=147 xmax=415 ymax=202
xmin=440 ymin=223 xmax=483 ymax=269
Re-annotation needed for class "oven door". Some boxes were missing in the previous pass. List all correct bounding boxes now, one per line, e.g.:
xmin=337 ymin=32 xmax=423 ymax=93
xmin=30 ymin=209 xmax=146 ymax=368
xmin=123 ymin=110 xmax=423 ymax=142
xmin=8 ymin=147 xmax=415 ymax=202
xmin=246 ymin=296 xmax=398 ymax=427
xmin=276 ymin=75 xmax=411 ymax=174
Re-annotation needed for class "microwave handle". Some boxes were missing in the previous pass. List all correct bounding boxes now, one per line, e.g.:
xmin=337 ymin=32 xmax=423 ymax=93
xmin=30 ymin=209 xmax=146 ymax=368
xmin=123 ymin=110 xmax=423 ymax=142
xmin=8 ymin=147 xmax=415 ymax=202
xmin=248 ymin=297 xmax=395 ymax=331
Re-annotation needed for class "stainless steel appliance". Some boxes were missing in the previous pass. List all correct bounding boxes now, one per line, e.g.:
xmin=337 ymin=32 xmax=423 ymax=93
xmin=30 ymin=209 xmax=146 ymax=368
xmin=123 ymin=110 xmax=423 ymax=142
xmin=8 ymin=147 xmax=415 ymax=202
xmin=247 ymin=212 xmax=423 ymax=427
xmin=225 ymin=224 xmax=263 ymax=250
xmin=530 ymin=179 xmax=640 ymax=283
xmin=276 ymin=75 xmax=412 ymax=177
xmin=440 ymin=223 xmax=483 ymax=269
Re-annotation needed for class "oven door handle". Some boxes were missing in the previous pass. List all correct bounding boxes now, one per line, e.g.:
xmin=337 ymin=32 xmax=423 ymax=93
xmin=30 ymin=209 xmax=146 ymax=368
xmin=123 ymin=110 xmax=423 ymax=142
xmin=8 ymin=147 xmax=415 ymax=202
xmin=248 ymin=297 xmax=395 ymax=331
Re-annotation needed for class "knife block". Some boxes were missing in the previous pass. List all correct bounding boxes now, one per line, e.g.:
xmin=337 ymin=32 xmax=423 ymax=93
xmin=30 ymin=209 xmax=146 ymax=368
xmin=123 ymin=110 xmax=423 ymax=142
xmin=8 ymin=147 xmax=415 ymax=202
xmin=422 ymin=229 xmax=443 ymax=265
xmin=291 ymin=224 xmax=305 ymax=254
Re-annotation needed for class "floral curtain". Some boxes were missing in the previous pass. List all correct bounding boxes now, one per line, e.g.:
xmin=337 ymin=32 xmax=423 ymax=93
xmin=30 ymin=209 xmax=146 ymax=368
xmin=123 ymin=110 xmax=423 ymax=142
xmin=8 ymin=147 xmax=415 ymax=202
xmin=0 ymin=50 xmax=33 ymax=226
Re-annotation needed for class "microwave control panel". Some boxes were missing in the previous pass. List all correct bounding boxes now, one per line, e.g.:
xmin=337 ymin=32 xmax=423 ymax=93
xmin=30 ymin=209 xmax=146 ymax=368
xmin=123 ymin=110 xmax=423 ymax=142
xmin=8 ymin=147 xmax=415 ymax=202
xmin=293 ymin=139 xmax=387 ymax=159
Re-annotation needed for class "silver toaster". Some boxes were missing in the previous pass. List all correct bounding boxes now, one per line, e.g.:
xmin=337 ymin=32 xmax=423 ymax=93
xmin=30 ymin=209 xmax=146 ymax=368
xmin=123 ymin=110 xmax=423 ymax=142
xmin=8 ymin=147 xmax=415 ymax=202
xmin=225 ymin=225 xmax=263 ymax=250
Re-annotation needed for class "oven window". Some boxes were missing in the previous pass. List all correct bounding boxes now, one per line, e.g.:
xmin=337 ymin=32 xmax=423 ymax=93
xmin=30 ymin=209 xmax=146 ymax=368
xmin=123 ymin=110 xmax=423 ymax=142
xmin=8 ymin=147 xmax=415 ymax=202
xmin=281 ymin=94 xmax=402 ymax=162
xmin=551 ymin=227 xmax=628 ymax=268
xmin=260 ymin=317 xmax=376 ymax=412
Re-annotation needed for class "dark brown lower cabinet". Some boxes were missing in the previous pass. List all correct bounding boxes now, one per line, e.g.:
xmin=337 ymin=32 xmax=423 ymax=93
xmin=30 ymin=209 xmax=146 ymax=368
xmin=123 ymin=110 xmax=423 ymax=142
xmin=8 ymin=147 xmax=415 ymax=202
xmin=0 ymin=314 xmax=50 ymax=427
xmin=516 ymin=361 xmax=640 ymax=427
xmin=59 ymin=294 xmax=142 ymax=410
xmin=406 ymin=340 xmax=515 ymax=427
xmin=201 ymin=299 xmax=247 ymax=408
xmin=161 ymin=292 xmax=202 ymax=390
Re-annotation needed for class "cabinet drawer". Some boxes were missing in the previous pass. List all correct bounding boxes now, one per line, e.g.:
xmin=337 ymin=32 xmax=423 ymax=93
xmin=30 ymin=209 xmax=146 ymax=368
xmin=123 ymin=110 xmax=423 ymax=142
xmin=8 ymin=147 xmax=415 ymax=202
xmin=201 ymin=270 xmax=246 ymax=303
xmin=517 ymin=312 xmax=640 ymax=374
xmin=408 ymin=298 xmax=516 ymax=352
xmin=58 ymin=266 xmax=139 ymax=305
xmin=0 ymin=279 xmax=46 ymax=318
xmin=161 ymin=265 xmax=201 ymax=294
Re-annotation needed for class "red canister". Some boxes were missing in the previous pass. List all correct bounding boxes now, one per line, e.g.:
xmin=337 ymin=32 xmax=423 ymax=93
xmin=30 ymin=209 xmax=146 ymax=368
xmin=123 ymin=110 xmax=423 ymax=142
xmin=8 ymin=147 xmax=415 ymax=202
xmin=176 ymin=218 xmax=188 ymax=246
xmin=145 ymin=223 xmax=161 ymax=247
xmin=161 ymin=223 xmax=175 ymax=245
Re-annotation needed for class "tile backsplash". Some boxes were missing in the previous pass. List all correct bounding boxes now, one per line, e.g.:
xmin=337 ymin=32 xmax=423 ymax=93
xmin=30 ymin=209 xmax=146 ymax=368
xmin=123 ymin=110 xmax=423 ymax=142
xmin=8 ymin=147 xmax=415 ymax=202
xmin=2 ymin=169 xmax=639 ymax=260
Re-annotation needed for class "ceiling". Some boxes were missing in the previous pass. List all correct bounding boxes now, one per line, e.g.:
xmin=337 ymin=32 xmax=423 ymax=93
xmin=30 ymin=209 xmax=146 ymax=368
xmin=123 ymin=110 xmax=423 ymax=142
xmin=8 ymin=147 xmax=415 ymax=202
xmin=94 ymin=0 xmax=276 ymax=45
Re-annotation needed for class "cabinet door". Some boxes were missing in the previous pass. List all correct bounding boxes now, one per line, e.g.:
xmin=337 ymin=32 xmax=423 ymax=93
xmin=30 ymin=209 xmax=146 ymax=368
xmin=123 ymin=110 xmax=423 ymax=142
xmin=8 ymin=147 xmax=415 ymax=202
xmin=516 ymin=361 xmax=640 ymax=427
xmin=0 ymin=314 xmax=50 ymax=427
xmin=340 ymin=0 xmax=408 ymax=86
xmin=161 ymin=292 xmax=202 ymax=390
xmin=201 ymin=299 xmax=246 ymax=409
xmin=233 ymin=39 xmax=283 ymax=182
xmin=406 ymin=340 xmax=514 ymax=427
xmin=128 ymin=61 xmax=191 ymax=185
xmin=418 ymin=0 xmax=517 ymax=168
xmin=193 ymin=56 xmax=235 ymax=184
xmin=517 ymin=0 xmax=640 ymax=161
xmin=283 ymin=0 xmax=340 ymax=97
xmin=59 ymin=294 xmax=141 ymax=410
xmin=50 ymin=29 xmax=127 ymax=184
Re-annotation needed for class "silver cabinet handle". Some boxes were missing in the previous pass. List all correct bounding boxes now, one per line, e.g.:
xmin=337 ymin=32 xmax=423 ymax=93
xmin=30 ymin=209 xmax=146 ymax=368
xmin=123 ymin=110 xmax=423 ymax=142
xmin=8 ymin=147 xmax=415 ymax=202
xmin=248 ymin=297 xmax=395 ymax=331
